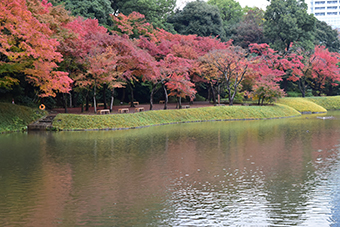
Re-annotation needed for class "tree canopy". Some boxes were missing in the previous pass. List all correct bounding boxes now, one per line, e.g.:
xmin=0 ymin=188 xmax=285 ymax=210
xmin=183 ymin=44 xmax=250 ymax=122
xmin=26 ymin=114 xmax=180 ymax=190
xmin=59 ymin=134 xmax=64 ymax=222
xmin=110 ymin=0 xmax=176 ymax=30
xmin=264 ymin=0 xmax=316 ymax=52
xmin=207 ymin=0 xmax=243 ymax=38
xmin=314 ymin=19 xmax=340 ymax=53
xmin=167 ymin=0 xmax=226 ymax=40
xmin=62 ymin=0 xmax=114 ymax=27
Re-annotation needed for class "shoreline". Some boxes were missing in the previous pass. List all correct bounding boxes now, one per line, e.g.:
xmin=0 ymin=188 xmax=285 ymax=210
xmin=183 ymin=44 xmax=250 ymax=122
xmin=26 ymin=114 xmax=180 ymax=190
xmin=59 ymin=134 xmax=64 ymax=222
xmin=2 ymin=96 xmax=340 ymax=134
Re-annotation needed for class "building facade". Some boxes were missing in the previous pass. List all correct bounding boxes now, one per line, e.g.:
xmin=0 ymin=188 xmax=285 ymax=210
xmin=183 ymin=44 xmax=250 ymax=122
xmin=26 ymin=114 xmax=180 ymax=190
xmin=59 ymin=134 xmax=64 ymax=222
xmin=309 ymin=0 xmax=340 ymax=28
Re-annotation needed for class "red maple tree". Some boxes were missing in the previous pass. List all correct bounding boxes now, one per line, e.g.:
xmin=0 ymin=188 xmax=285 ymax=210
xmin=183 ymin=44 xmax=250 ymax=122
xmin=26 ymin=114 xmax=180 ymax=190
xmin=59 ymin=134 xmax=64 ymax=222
xmin=0 ymin=0 xmax=72 ymax=97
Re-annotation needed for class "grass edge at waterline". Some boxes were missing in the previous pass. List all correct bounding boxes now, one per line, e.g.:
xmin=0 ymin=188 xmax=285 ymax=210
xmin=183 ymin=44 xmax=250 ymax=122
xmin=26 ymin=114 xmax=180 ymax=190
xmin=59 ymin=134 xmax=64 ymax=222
xmin=0 ymin=102 xmax=47 ymax=134
xmin=306 ymin=96 xmax=340 ymax=110
xmin=276 ymin=97 xmax=327 ymax=113
xmin=52 ymin=104 xmax=301 ymax=131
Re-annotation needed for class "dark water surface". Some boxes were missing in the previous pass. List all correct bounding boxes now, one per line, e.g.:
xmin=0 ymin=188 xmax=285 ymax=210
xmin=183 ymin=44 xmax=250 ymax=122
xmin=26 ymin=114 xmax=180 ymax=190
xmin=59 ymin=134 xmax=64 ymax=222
xmin=1 ymin=112 xmax=340 ymax=226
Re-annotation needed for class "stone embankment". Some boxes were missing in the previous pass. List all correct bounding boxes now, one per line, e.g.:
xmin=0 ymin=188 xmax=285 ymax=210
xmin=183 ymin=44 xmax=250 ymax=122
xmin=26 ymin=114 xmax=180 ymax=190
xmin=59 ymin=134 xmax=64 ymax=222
xmin=28 ymin=114 xmax=57 ymax=131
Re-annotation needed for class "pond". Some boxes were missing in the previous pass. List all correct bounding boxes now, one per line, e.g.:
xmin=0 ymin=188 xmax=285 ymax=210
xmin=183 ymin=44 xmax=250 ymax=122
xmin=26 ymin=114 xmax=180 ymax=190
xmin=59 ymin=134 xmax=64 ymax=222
xmin=1 ymin=112 xmax=340 ymax=226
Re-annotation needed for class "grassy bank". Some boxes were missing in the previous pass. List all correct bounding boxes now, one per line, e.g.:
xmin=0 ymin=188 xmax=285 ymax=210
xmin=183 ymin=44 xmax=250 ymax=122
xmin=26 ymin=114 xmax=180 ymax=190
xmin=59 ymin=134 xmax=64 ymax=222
xmin=53 ymin=104 xmax=301 ymax=131
xmin=306 ymin=96 xmax=340 ymax=110
xmin=0 ymin=103 xmax=46 ymax=133
xmin=276 ymin=97 xmax=327 ymax=113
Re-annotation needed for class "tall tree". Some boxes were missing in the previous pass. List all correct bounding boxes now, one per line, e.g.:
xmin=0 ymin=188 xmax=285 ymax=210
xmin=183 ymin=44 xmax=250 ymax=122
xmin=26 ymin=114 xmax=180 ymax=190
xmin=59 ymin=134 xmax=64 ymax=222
xmin=0 ymin=0 xmax=72 ymax=97
xmin=314 ymin=19 xmax=340 ymax=53
xmin=207 ymin=0 xmax=243 ymax=39
xmin=167 ymin=1 xmax=226 ymax=41
xmin=233 ymin=8 xmax=267 ymax=48
xmin=109 ymin=0 xmax=176 ymax=31
xmin=200 ymin=46 xmax=251 ymax=106
xmin=264 ymin=0 xmax=315 ymax=53
xmin=62 ymin=0 xmax=114 ymax=27
xmin=248 ymin=43 xmax=289 ymax=104
xmin=288 ymin=46 xmax=340 ymax=97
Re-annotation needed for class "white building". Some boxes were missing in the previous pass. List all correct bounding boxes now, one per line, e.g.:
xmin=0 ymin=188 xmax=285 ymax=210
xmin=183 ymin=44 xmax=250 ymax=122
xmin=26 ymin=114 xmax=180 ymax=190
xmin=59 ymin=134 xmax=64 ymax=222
xmin=309 ymin=0 xmax=340 ymax=28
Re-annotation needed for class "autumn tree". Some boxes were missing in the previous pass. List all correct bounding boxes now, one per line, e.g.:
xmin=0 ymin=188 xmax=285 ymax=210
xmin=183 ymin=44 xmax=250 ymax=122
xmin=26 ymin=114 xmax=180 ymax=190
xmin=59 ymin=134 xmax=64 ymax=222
xmin=201 ymin=46 xmax=251 ymax=106
xmin=248 ymin=44 xmax=289 ymax=104
xmin=0 ymin=0 xmax=72 ymax=98
xmin=166 ymin=73 xmax=196 ymax=108
xmin=289 ymin=45 xmax=340 ymax=97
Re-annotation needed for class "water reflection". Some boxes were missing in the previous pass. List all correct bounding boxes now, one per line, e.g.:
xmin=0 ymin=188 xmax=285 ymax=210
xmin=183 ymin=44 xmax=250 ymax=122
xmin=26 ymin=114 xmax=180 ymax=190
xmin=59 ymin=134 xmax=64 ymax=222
xmin=1 ymin=112 xmax=340 ymax=226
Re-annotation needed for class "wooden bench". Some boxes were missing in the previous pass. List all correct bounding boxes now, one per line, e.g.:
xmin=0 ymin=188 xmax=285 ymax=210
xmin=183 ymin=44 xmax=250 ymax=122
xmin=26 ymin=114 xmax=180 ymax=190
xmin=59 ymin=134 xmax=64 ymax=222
xmin=97 ymin=103 xmax=105 ymax=107
xmin=135 ymin=107 xmax=144 ymax=112
xmin=118 ymin=108 xmax=129 ymax=113
xmin=128 ymin=101 xmax=139 ymax=105
xmin=159 ymin=100 xmax=165 ymax=104
xmin=99 ymin=109 xmax=110 ymax=115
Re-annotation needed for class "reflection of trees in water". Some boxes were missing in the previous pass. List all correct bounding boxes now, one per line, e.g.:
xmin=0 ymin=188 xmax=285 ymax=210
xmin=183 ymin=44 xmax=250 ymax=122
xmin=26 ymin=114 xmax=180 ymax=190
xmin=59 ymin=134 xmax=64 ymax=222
xmin=330 ymin=163 xmax=340 ymax=225
xmin=2 ymin=114 xmax=340 ymax=226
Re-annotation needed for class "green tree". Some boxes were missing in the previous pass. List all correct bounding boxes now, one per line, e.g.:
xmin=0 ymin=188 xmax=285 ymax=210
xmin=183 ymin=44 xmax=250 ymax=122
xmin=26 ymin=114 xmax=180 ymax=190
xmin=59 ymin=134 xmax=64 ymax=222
xmin=207 ymin=0 xmax=243 ymax=38
xmin=167 ymin=0 xmax=226 ymax=40
xmin=110 ymin=0 xmax=176 ymax=31
xmin=232 ymin=8 xmax=267 ymax=48
xmin=264 ymin=0 xmax=315 ymax=53
xmin=62 ymin=0 xmax=114 ymax=27
xmin=314 ymin=19 xmax=340 ymax=53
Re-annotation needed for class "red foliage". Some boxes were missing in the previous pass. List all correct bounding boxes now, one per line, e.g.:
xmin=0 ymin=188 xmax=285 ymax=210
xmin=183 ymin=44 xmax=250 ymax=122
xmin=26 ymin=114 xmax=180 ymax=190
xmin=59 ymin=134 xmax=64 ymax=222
xmin=288 ymin=45 xmax=340 ymax=96
xmin=0 ymin=0 xmax=72 ymax=97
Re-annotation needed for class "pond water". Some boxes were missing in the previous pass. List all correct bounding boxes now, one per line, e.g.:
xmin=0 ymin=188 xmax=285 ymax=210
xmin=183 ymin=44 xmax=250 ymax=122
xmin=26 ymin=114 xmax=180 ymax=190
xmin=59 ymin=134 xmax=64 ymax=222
xmin=1 ymin=112 xmax=340 ymax=226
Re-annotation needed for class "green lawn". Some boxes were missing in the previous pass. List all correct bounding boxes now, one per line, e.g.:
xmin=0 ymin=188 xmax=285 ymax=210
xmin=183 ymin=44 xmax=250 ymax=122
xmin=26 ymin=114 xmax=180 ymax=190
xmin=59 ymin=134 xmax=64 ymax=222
xmin=53 ymin=104 xmax=301 ymax=131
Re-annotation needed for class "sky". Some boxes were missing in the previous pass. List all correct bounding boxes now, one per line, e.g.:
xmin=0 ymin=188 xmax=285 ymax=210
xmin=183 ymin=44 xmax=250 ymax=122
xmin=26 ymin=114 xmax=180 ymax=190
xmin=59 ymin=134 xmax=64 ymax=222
xmin=177 ymin=0 xmax=270 ymax=9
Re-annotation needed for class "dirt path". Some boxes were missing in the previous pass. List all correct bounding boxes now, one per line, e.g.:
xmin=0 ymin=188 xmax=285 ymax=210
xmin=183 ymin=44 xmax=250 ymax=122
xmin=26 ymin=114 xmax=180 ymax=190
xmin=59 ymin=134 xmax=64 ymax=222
xmin=52 ymin=101 xmax=216 ymax=114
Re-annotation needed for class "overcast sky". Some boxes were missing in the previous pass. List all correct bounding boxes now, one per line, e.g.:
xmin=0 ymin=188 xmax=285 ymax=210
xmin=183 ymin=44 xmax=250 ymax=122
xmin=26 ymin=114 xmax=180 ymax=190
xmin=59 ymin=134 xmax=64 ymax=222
xmin=177 ymin=0 xmax=270 ymax=9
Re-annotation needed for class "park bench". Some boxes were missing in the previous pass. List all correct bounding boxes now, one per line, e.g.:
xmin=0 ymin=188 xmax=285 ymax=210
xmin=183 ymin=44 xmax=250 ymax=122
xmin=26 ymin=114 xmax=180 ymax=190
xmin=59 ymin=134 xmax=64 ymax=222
xmin=159 ymin=100 xmax=165 ymax=104
xmin=99 ymin=109 xmax=110 ymax=115
xmin=135 ymin=107 xmax=144 ymax=112
xmin=118 ymin=108 xmax=129 ymax=113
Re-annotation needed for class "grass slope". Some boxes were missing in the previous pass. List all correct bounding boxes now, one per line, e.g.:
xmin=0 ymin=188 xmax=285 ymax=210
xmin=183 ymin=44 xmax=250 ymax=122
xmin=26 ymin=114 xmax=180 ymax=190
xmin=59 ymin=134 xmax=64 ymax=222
xmin=53 ymin=105 xmax=301 ymax=131
xmin=306 ymin=96 xmax=340 ymax=110
xmin=0 ymin=102 xmax=46 ymax=133
xmin=276 ymin=97 xmax=327 ymax=113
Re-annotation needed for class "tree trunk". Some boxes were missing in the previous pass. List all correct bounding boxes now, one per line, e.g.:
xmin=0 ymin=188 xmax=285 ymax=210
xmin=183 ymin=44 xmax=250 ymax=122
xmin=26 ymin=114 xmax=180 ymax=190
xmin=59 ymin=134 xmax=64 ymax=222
xmin=129 ymin=83 xmax=135 ymax=107
xmin=103 ymin=83 xmax=107 ymax=109
xmin=207 ymin=86 xmax=211 ymax=101
xmin=85 ymin=89 xmax=89 ymax=111
xmin=210 ymin=83 xmax=216 ymax=105
xmin=69 ymin=92 xmax=72 ymax=108
xmin=63 ymin=93 xmax=68 ymax=113
xmin=299 ymin=79 xmax=306 ymax=98
xmin=163 ymin=83 xmax=168 ymax=110
xmin=150 ymin=84 xmax=157 ymax=110
xmin=110 ymin=88 xmax=115 ymax=112
xmin=178 ymin=96 xmax=182 ymax=109
xmin=93 ymin=84 xmax=97 ymax=114
xmin=217 ymin=84 xmax=221 ymax=105
xmin=121 ymin=88 xmax=126 ymax=104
